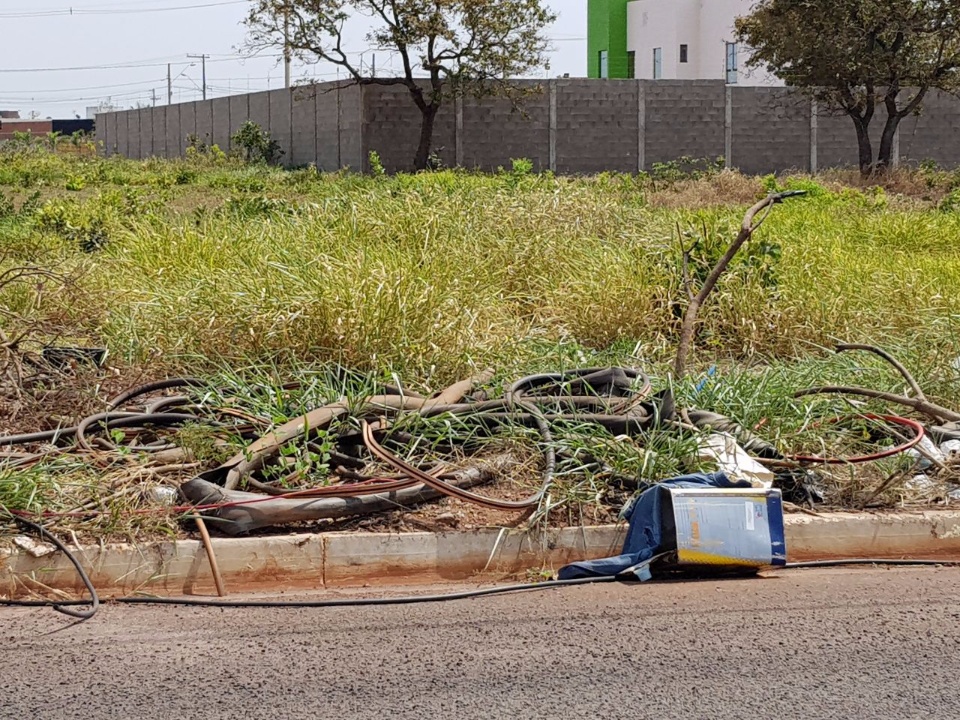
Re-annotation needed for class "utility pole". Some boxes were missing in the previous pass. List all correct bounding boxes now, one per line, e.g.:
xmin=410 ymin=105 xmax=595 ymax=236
xmin=151 ymin=88 xmax=157 ymax=107
xmin=187 ymin=53 xmax=210 ymax=100
xmin=167 ymin=63 xmax=173 ymax=104
xmin=372 ymin=53 xmax=376 ymax=78
xmin=283 ymin=4 xmax=292 ymax=89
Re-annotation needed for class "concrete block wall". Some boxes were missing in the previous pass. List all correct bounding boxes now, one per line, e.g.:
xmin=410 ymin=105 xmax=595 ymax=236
xmin=643 ymin=80 xmax=726 ymax=167
xmin=461 ymin=84 xmax=550 ymax=171
xmin=152 ymin=106 xmax=167 ymax=157
xmin=115 ymin=110 xmax=130 ymax=158
xmin=179 ymin=103 xmax=197 ymax=156
xmin=315 ymin=85 xmax=340 ymax=171
xmin=138 ymin=108 xmax=153 ymax=160
xmin=362 ymin=83 xmax=457 ymax=172
xmin=164 ymin=104 xmax=180 ymax=158
xmin=210 ymin=98 xmax=231 ymax=151
xmin=228 ymin=94 xmax=250 ymax=152
xmin=898 ymin=90 xmax=960 ymax=168
xmin=291 ymin=86 xmax=317 ymax=167
xmin=95 ymin=80 xmax=960 ymax=174
xmin=334 ymin=84 xmax=364 ymax=171
xmin=731 ymin=87 xmax=811 ymax=175
xmin=556 ymin=79 xmax=639 ymax=174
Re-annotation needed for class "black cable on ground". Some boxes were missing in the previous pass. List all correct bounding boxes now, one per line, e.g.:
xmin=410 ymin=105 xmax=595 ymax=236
xmin=2 ymin=575 xmax=621 ymax=610
xmin=5 ymin=515 xmax=99 ymax=621
xmin=783 ymin=559 xmax=960 ymax=569
xmin=3 ymin=559 xmax=958 ymax=614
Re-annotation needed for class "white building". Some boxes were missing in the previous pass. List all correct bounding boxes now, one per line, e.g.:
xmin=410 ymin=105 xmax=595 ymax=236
xmin=625 ymin=0 xmax=781 ymax=86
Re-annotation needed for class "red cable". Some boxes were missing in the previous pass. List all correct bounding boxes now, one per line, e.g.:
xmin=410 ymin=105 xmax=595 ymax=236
xmin=785 ymin=413 xmax=925 ymax=465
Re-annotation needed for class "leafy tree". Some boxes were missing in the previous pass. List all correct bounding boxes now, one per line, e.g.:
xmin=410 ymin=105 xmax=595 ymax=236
xmin=245 ymin=0 xmax=557 ymax=171
xmin=736 ymin=0 xmax=960 ymax=175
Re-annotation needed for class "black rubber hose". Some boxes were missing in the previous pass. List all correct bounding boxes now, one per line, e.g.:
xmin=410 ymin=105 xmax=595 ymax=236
xmin=6 ymin=515 xmax=99 ymax=621
xmin=75 ymin=412 xmax=206 ymax=452
xmin=0 ymin=426 xmax=79 ymax=447
xmin=106 ymin=377 xmax=208 ymax=410
xmin=505 ymin=367 xmax=650 ymax=403
xmin=0 ymin=378 xmax=210 ymax=448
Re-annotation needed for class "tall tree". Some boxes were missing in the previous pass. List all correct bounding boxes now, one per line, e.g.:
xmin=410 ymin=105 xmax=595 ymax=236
xmin=736 ymin=0 xmax=960 ymax=175
xmin=246 ymin=0 xmax=557 ymax=170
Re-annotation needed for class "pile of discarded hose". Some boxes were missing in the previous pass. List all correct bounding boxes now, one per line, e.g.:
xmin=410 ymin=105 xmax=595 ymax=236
xmin=3 ymin=349 xmax=958 ymax=537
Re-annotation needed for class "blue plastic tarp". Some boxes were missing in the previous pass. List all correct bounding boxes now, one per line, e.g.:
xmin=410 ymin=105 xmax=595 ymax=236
xmin=557 ymin=472 xmax=752 ymax=580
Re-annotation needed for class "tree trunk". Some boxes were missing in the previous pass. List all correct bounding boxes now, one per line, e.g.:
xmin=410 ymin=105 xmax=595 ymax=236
xmin=414 ymin=105 xmax=439 ymax=171
xmin=876 ymin=112 xmax=901 ymax=173
xmin=851 ymin=116 xmax=874 ymax=177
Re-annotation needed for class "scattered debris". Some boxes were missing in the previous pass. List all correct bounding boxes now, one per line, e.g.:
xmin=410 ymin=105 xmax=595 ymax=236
xmin=12 ymin=534 xmax=56 ymax=558
xmin=3 ymin=341 xmax=960 ymax=540
xmin=697 ymin=433 xmax=774 ymax=488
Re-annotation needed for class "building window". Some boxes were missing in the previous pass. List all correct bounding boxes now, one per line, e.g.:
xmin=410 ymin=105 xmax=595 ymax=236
xmin=725 ymin=42 xmax=738 ymax=84
xmin=627 ymin=51 xmax=636 ymax=79
xmin=653 ymin=47 xmax=662 ymax=80
xmin=680 ymin=44 xmax=688 ymax=63
xmin=599 ymin=50 xmax=609 ymax=79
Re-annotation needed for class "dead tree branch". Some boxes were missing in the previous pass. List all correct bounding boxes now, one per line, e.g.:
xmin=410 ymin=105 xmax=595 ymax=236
xmin=673 ymin=191 xmax=805 ymax=379
xmin=835 ymin=343 xmax=927 ymax=401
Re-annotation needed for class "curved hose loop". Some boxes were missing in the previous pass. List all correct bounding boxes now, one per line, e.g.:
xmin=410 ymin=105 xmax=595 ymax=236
xmin=7 ymin=514 xmax=99 ymax=621
xmin=357 ymin=368 xmax=654 ymax=512
xmin=361 ymin=420 xmax=548 ymax=510
xmin=505 ymin=367 xmax=651 ymax=408
xmin=75 ymin=412 xmax=209 ymax=452
xmin=0 ymin=379 xmax=210 ymax=448
xmin=785 ymin=414 xmax=925 ymax=465
xmin=503 ymin=368 xmax=651 ymax=513
xmin=106 ymin=377 xmax=208 ymax=410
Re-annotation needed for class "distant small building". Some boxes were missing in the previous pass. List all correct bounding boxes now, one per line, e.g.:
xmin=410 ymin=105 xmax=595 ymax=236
xmin=0 ymin=111 xmax=20 ymax=119
xmin=0 ymin=118 xmax=95 ymax=142
xmin=587 ymin=0 xmax=781 ymax=86
xmin=86 ymin=103 xmax=119 ymax=120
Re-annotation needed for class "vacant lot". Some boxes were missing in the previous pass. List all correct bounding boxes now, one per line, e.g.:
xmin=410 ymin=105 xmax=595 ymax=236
xmin=2 ymin=147 xmax=960 ymax=539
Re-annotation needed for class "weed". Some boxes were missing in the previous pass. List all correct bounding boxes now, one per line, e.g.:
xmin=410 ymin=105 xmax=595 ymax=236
xmin=231 ymin=121 xmax=284 ymax=165
xmin=369 ymin=150 xmax=386 ymax=178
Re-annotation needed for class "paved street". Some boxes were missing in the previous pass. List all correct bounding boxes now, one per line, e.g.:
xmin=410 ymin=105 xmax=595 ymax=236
xmin=3 ymin=567 xmax=959 ymax=719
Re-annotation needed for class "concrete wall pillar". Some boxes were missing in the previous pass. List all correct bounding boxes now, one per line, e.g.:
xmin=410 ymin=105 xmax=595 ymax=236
xmin=637 ymin=80 xmax=646 ymax=172
xmin=548 ymin=80 xmax=557 ymax=172
xmin=724 ymin=85 xmax=733 ymax=168
xmin=455 ymin=94 xmax=464 ymax=167
xmin=810 ymin=99 xmax=819 ymax=173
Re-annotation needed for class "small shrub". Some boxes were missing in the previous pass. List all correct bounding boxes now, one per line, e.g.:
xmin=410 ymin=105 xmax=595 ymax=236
xmin=65 ymin=176 xmax=86 ymax=192
xmin=220 ymin=195 xmax=302 ymax=219
xmin=510 ymin=157 xmax=533 ymax=179
xmin=34 ymin=198 xmax=110 ymax=252
xmin=231 ymin=121 xmax=284 ymax=165
xmin=369 ymin=151 xmax=386 ymax=178
xmin=939 ymin=187 xmax=960 ymax=212
xmin=0 ymin=191 xmax=15 ymax=219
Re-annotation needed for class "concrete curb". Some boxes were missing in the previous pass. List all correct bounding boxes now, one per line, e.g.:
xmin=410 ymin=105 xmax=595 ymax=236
xmin=3 ymin=511 xmax=960 ymax=599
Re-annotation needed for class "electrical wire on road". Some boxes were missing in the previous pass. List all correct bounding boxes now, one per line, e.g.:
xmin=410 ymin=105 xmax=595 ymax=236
xmin=2 ymin=523 xmax=957 ymax=623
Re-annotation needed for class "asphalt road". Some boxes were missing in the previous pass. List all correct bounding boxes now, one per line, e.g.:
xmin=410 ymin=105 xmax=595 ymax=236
xmin=3 ymin=567 xmax=960 ymax=719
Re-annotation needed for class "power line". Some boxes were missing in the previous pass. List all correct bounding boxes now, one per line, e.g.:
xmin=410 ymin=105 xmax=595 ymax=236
xmin=0 ymin=0 xmax=246 ymax=18
xmin=0 ymin=55 xmax=274 ymax=74
xmin=0 ymin=78 xmax=166 ymax=94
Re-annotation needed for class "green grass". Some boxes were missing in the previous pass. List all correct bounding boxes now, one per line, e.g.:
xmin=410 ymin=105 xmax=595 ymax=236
xmin=3 ymin=154 xmax=959 ymax=384
xmin=3 ymin=147 xmax=960 ymax=539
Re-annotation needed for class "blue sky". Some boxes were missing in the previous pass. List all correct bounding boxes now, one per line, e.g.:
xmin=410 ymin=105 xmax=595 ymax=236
xmin=0 ymin=0 xmax=587 ymax=119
